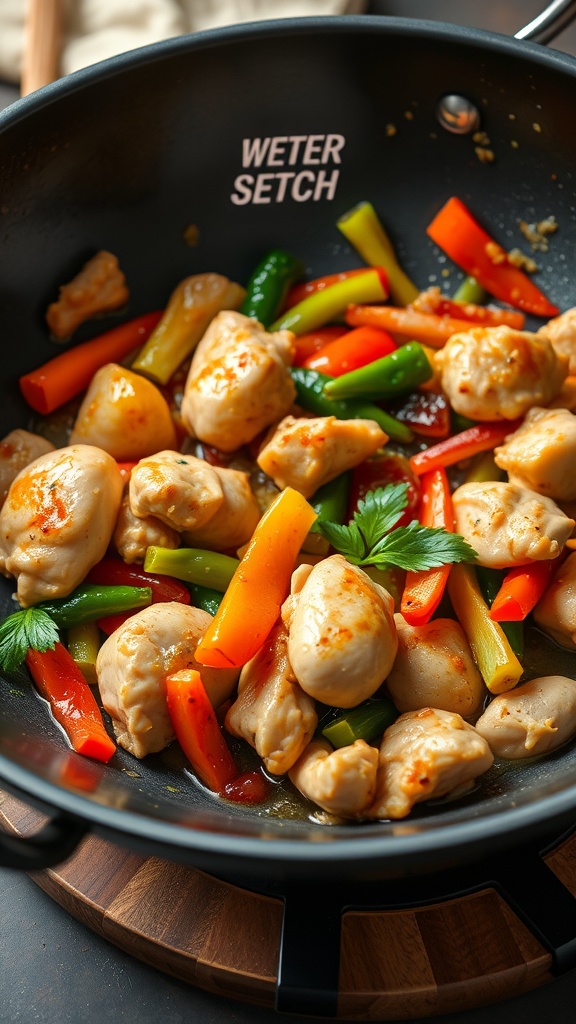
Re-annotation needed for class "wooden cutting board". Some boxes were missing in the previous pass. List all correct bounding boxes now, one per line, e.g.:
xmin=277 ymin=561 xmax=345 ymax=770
xmin=2 ymin=789 xmax=573 ymax=1019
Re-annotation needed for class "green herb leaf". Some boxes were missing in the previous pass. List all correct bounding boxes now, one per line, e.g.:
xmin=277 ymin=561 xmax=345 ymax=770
xmin=317 ymin=484 xmax=477 ymax=570
xmin=0 ymin=607 xmax=59 ymax=673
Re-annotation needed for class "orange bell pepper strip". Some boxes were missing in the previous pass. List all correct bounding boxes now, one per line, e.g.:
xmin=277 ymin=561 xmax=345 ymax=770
xmin=426 ymin=197 xmax=558 ymax=317
xmin=302 ymin=325 xmax=397 ymax=376
xmin=489 ymin=559 xmax=557 ymax=621
xmin=401 ymin=468 xmax=455 ymax=625
xmin=165 ymin=668 xmax=238 ymax=792
xmin=26 ymin=643 xmax=116 ymax=763
xmin=195 ymin=487 xmax=317 ymax=669
xmin=409 ymin=420 xmax=522 ymax=476
xmin=344 ymin=304 xmax=482 ymax=348
xmin=283 ymin=266 xmax=389 ymax=310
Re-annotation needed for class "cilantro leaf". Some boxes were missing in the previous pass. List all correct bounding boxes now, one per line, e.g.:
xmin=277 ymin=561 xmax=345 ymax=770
xmin=0 ymin=607 xmax=59 ymax=674
xmin=317 ymin=483 xmax=478 ymax=571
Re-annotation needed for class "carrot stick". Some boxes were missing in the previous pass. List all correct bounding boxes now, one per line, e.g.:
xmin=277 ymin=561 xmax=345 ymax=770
xmin=489 ymin=559 xmax=557 ymax=621
xmin=26 ymin=643 xmax=116 ymax=762
xmin=409 ymin=420 xmax=521 ymax=476
xmin=19 ymin=311 xmax=163 ymax=414
xmin=165 ymin=668 xmax=238 ymax=792
xmin=401 ymin=468 xmax=454 ymax=625
xmin=345 ymin=304 xmax=481 ymax=348
xmin=195 ymin=487 xmax=317 ymax=669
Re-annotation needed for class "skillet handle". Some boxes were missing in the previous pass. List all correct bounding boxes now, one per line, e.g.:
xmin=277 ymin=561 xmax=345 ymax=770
xmin=0 ymin=812 xmax=88 ymax=870
xmin=515 ymin=0 xmax=576 ymax=44
xmin=276 ymin=883 xmax=342 ymax=1017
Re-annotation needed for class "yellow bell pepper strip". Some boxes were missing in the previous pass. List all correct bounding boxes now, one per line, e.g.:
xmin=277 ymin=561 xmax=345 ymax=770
xmin=323 ymin=341 xmax=433 ymax=401
xmin=165 ymin=668 xmax=238 ymax=793
xmin=447 ymin=563 xmax=523 ymax=694
xmin=195 ymin=487 xmax=317 ymax=669
xmin=283 ymin=266 xmax=389 ymax=310
xmin=345 ymin=303 xmax=486 ymax=348
xmin=67 ymin=621 xmax=101 ymax=686
xmin=240 ymin=248 xmax=304 ymax=327
xmin=426 ymin=197 xmax=559 ymax=317
xmin=475 ymin=565 xmax=524 ymax=659
xmin=409 ymin=420 xmax=522 ymax=476
xmin=290 ymin=366 xmax=413 ymax=444
xmin=144 ymin=546 xmax=239 ymax=591
xmin=26 ymin=643 xmax=116 ymax=762
xmin=131 ymin=273 xmax=246 ymax=385
xmin=401 ymin=468 xmax=454 ymax=626
xmin=270 ymin=267 xmax=388 ymax=335
xmin=336 ymin=201 xmax=419 ymax=307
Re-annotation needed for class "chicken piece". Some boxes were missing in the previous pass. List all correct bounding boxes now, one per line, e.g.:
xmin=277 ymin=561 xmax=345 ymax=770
xmin=288 ymin=738 xmax=379 ymax=818
xmin=46 ymin=250 xmax=129 ymax=340
xmin=113 ymin=491 xmax=180 ymax=564
xmin=386 ymin=615 xmax=485 ymax=718
xmin=0 ymin=429 xmax=55 ymax=507
xmin=69 ymin=363 xmax=177 ymax=460
xmin=436 ymin=325 xmax=567 ymax=421
xmin=494 ymin=407 xmax=576 ymax=503
xmin=180 ymin=310 xmax=296 ymax=452
xmin=256 ymin=415 xmax=387 ymax=499
xmin=365 ymin=708 xmax=494 ymax=820
xmin=225 ymin=620 xmax=317 ymax=775
xmin=0 ymin=444 xmax=123 ymax=606
xmin=129 ymin=451 xmax=223 ymax=530
xmin=539 ymin=306 xmax=576 ymax=375
xmin=533 ymin=551 xmax=576 ymax=649
xmin=282 ymin=554 xmax=398 ymax=708
xmin=182 ymin=465 xmax=261 ymax=551
xmin=97 ymin=602 xmax=239 ymax=758
xmin=452 ymin=480 xmax=574 ymax=569
xmin=475 ymin=675 xmax=576 ymax=759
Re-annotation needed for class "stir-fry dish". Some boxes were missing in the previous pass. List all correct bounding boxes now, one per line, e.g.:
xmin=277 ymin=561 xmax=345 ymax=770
xmin=2 ymin=196 xmax=576 ymax=824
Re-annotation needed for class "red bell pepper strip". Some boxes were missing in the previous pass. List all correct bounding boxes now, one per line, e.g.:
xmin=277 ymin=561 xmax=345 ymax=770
xmin=389 ymin=390 xmax=451 ymax=439
xmin=489 ymin=559 xmax=557 ymax=621
xmin=409 ymin=420 xmax=522 ymax=476
xmin=19 ymin=311 xmax=163 ymax=415
xmin=26 ymin=643 xmax=116 ymax=763
xmin=426 ymin=197 xmax=558 ymax=317
xmin=413 ymin=291 xmax=526 ymax=330
xmin=348 ymin=452 xmax=420 ymax=527
xmin=86 ymin=556 xmax=191 ymax=634
xmin=292 ymin=326 xmax=348 ymax=367
xmin=401 ymin=468 xmax=455 ymax=625
xmin=345 ymin=304 xmax=483 ymax=348
xmin=302 ymin=325 xmax=397 ymax=376
xmin=165 ymin=668 xmax=238 ymax=793
xmin=283 ymin=266 xmax=389 ymax=310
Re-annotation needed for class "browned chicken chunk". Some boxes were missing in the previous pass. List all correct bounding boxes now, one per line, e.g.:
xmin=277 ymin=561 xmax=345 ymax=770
xmin=46 ymin=250 xmax=129 ymax=339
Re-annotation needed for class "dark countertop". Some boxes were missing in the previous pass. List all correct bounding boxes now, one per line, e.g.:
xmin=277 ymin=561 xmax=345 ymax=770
xmin=3 ymin=3 xmax=576 ymax=1022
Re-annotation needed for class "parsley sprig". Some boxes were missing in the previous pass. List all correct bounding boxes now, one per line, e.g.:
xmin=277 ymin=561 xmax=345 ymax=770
xmin=318 ymin=483 xmax=477 ymax=570
xmin=0 ymin=607 xmax=59 ymax=674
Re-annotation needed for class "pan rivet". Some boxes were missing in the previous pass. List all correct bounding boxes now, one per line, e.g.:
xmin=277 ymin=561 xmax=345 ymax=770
xmin=436 ymin=94 xmax=481 ymax=134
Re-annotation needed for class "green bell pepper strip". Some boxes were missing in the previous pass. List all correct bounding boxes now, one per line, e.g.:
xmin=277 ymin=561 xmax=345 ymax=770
xmin=309 ymin=472 xmax=351 ymax=535
xmin=322 ymin=698 xmax=398 ymax=747
xmin=36 ymin=584 xmax=153 ymax=629
xmin=475 ymin=565 xmax=524 ymax=658
xmin=336 ymin=201 xmax=419 ymax=307
xmin=290 ymin=366 xmax=414 ymax=444
xmin=322 ymin=341 xmax=433 ymax=402
xmin=188 ymin=582 xmax=224 ymax=617
xmin=270 ymin=267 xmax=388 ymax=336
xmin=144 ymin=546 xmax=239 ymax=592
xmin=240 ymin=248 xmax=305 ymax=327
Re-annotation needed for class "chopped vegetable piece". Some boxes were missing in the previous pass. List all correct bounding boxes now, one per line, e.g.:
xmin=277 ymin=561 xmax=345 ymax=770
xmin=284 ymin=266 xmax=389 ymax=309
xmin=464 ymin=451 xmax=504 ymax=484
xmin=26 ymin=643 xmax=116 ymax=762
xmin=271 ymin=267 xmax=388 ymax=336
xmin=348 ymin=451 xmax=420 ymax=527
xmin=322 ymin=698 xmax=398 ymax=747
xmin=488 ymin=559 xmax=557 ymax=622
xmin=452 ymin=276 xmax=487 ymax=304
xmin=323 ymin=342 xmax=433 ymax=401
xmin=165 ymin=668 xmax=238 ymax=792
xmin=19 ymin=311 xmax=163 ymax=415
xmin=240 ymin=248 xmax=304 ymax=327
xmin=195 ymin=487 xmax=317 ymax=669
xmin=303 ymin=325 xmax=397 ymax=376
xmin=426 ymin=197 xmax=559 ymax=317
xmin=345 ymin=303 xmax=485 ymax=348
xmin=447 ymin=563 xmax=523 ymax=693
xmin=292 ymin=326 xmax=348 ymax=366
xmin=336 ymin=201 xmax=419 ymax=306
xmin=389 ymin=390 xmax=451 ymax=439
xmin=409 ymin=420 xmax=521 ymax=476
xmin=131 ymin=273 xmax=246 ymax=385
xmin=475 ymin=565 xmax=524 ymax=658
xmin=222 ymin=771 xmax=271 ymax=805
xmin=87 ymin=561 xmax=191 ymax=633
xmin=418 ymin=294 xmax=525 ymax=329
xmin=401 ymin=468 xmax=455 ymax=626
xmin=188 ymin=583 xmax=223 ymax=617
xmin=290 ymin=366 xmax=414 ymax=444
xmin=310 ymin=472 xmax=351 ymax=535
xmin=67 ymin=621 xmax=101 ymax=685
xmin=143 ymin=547 xmax=239 ymax=592
xmin=36 ymin=584 xmax=153 ymax=629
